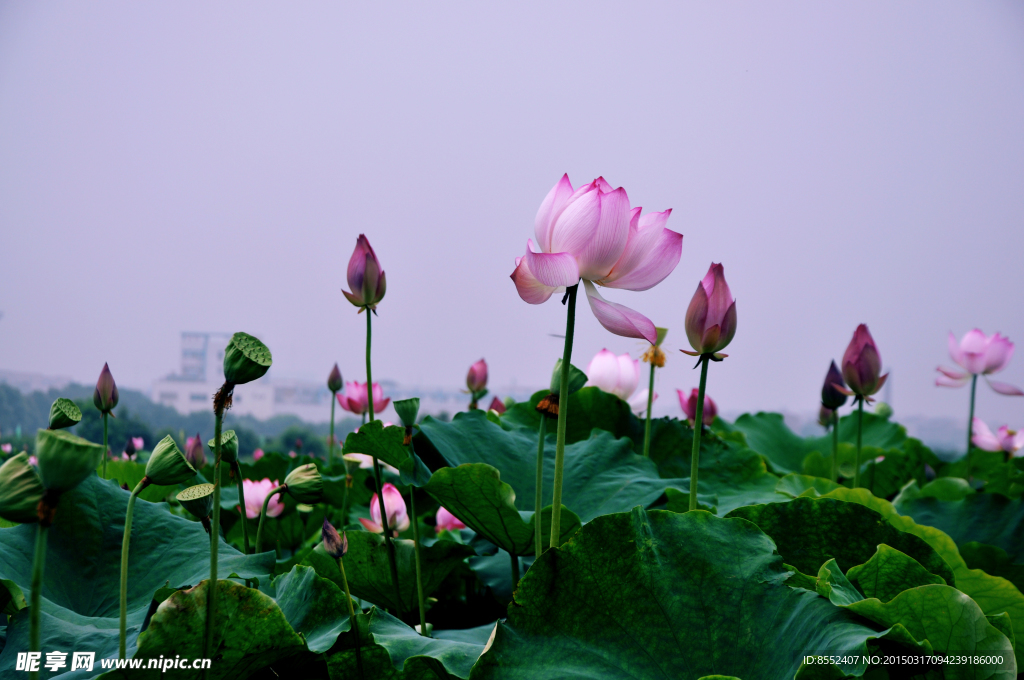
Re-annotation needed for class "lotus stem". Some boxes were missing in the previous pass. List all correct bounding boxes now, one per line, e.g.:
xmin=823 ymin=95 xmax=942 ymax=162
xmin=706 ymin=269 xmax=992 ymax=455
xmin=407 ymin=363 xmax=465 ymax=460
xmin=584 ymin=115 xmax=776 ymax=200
xmin=966 ymin=374 xmax=978 ymax=483
xmin=549 ymin=283 xmax=578 ymax=549
xmin=534 ymin=416 xmax=546 ymax=556
xmin=28 ymin=523 xmax=47 ymax=680
xmin=119 ymin=478 xmax=149 ymax=658
xmin=255 ymin=485 xmax=286 ymax=554
xmin=328 ymin=394 xmax=337 ymax=469
xmin=830 ymin=410 xmax=839 ymax=484
xmin=409 ymin=489 xmax=428 ymax=636
xmin=688 ymin=355 xmax=710 ymax=511
xmin=102 ymin=411 xmax=108 ymax=477
xmin=854 ymin=398 xmax=864 ymax=489
xmin=643 ymin=362 xmax=655 ymax=458
xmin=203 ymin=408 xmax=224 ymax=677
xmin=338 ymin=556 xmax=363 ymax=677
xmin=231 ymin=462 xmax=249 ymax=554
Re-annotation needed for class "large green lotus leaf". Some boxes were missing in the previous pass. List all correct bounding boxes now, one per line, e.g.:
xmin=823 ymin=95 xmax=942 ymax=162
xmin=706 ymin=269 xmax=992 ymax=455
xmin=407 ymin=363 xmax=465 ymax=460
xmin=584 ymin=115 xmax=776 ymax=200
xmin=500 ymin=387 xmax=635 ymax=444
xmin=471 ymin=507 xmax=890 ymax=680
xmin=101 ymin=580 xmax=304 ymax=680
xmin=894 ymin=477 xmax=975 ymax=503
xmin=0 ymin=475 xmax=272 ymax=674
xmin=303 ymin=532 xmax=474 ymax=614
xmin=424 ymin=463 xmax=581 ymax=555
xmin=894 ymin=492 xmax=1024 ymax=563
xmin=937 ymin=451 xmax=1024 ymax=498
xmin=325 ymin=608 xmax=487 ymax=679
xmin=776 ymin=473 xmax=842 ymax=498
xmin=822 ymin=486 xmax=1024 ymax=669
xmin=846 ymin=545 xmax=946 ymax=602
xmin=725 ymin=497 xmax=955 ymax=585
xmin=731 ymin=411 xmax=906 ymax=474
xmin=266 ymin=564 xmax=353 ymax=654
xmin=343 ymin=420 xmax=433 ymax=486
xmin=961 ymin=543 xmax=1024 ymax=597
xmin=100 ymin=458 xmax=179 ymax=503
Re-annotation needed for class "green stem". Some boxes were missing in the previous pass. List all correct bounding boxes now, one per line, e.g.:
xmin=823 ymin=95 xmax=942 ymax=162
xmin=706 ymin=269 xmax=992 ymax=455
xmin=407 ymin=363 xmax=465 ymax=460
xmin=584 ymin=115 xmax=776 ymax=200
xmin=688 ymin=356 xmax=710 ymax=511
xmin=548 ymin=283 xmax=578 ymax=549
xmin=831 ymin=410 xmax=839 ymax=484
xmin=255 ymin=485 xmax=286 ymax=554
xmin=102 ymin=412 xmax=108 ymax=477
xmin=966 ymin=374 xmax=978 ymax=482
xmin=410 ymin=490 xmax=428 ymax=636
xmin=854 ymin=398 xmax=864 ymax=489
xmin=534 ymin=416 xmax=547 ymax=557
xmin=338 ymin=556 xmax=363 ymax=678
xmin=203 ymin=410 xmax=224 ymax=673
xmin=29 ymin=523 xmax=47 ymax=680
xmin=119 ymin=479 xmax=148 ymax=658
xmin=510 ymin=551 xmax=520 ymax=586
xmin=231 ymin=462 xmax=249 ymax=554
xmin=643 ymin=362 xmax=655 ymax=458
xmin=328 ymin=394 xmax=337 ymax=469
xmin=341 ymin=457 xmax=351 ymax=526
xmin=366 ymin=310 xmax=375 ymax=424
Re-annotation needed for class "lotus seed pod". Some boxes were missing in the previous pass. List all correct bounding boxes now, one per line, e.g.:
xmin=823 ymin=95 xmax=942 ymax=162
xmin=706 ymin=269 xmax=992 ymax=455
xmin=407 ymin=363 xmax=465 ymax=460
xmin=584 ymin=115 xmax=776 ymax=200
xmin=35 ymin=429 xmax=105 ymax=493
xmin=393 ymin=398 xmax=420 ymax=428
xmin=176 ymin=483 xmax=215 ymax=521
xmin=206 ymin=430 xmax=239 ymax=464
xmin=145 ymin=435 xmax=197 ymax=486
xmin=0 ymin=453 xmax=45 ymax=523
xmin=48 ymin=398 xmax=82 ymax=431
xmin=222 ymin=332 xmax=272 ymax=385
xmin=283 ymin=463 xmax=324 ymax=504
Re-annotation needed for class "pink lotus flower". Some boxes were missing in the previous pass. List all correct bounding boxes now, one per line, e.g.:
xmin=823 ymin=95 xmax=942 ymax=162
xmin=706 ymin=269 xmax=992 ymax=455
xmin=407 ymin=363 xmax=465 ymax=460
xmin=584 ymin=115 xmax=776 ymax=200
xmin=840 ymin=325 xmax=888 ymax=398
xmin=488 ymin=396 xmax=506 ymax=415
xmin=1 ymin=443 xmax=11 ymax=454
xmin=466 ymin=359 xmax=488 ymax=393
xmin=28 ymin=455 xmax=37 ymax=466
xmin=337 ymin=381 xmax=391 ymax=416
xmin=586 ymin=349 xmax=640 ymax=400
xmin=243 ymin=478 xmax=284 ymax=519
xmin=435 ymin=506 xmax=466 ymax=534
xmin=684 ymin=263 xmax=737 ymax=355
xmin=937 ymin=330 xmax=1023 ymax=396
xmin=360 ymin=483 xmax=410 ymax=536
xmin=342 ymin=234 xmax=387 ymax=310
xmin=510 ymin=175 xmax=682 ymax=344
xmin=288 ymin=451 xmax=297 ymax=458
xmin=677 ymin=388 xmax=717 ymax=426
xmin=627 ymin=389 xmax=657 ymax=417
xmin=343 ymin=450 xmax=399 ymax=476
xmin=252 ymin=448 xmax=264 ymax=461
xmin=972 ymin=418 xmax=1024 ymax=455
xmin=132 ymin=437 xmax=144 ymax=452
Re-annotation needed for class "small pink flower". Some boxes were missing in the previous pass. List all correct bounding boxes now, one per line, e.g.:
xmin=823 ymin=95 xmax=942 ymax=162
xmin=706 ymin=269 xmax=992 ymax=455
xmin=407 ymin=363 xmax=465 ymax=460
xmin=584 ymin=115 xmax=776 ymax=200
xmin=252 ymin=448 xmax=264 ymax=461
xmin=243 ymin=478 xmax=284 ymax=519
xmin=28 ymin=455 xmax=37 ymax=466
xmin=435 ymin=506 xmax=466 ymax=534
xmin=131 ymin=437 xmax=144 ymax=451
xmin=337 ymin=381 xmax=391 ymax=416
xmin=488 ymin=396 xmax=506 ymax=415
xmin=359 ymin=483 xmax=409 ymax=536
xmin=972 ymin=418 xmax=1024 ymax=455
xmin=937 ymin=330 xmax=1023 ymax=396
xmin=466 ymin=359 xmax=488 ymax=393
xmin=288 ymin=451 xmax=297 ymax=458
xmin=1 ymin=443 xmax=11 ymax=454
xmin=677 ymin=388 xmax=717 ymax=426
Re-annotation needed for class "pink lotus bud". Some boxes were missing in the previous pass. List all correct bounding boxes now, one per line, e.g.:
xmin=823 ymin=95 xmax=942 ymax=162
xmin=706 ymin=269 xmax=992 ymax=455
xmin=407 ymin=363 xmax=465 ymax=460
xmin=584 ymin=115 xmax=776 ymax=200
xmin=132 ymin=437 xmax=144 ymax=452
xmin=28 ymin=455 xmax=37 ymax=466
xmin=435 ymin=506 xmax=466 ymax=534
xmin=1 ymin=443 xmax=12 ymax=454
xmin=972 ymin=418 xmax=1024 ymax=455
xmin=252 ymin=448 xmax=264 ymax=461
xmin=124 ymin=438 xmax=136 ymax=457
xmin=93 ymin=363 xmax=119 ymax=413
xmin=322 ymin=518 xmax=348 ymax=558
xmin=243 ymin=478 xmax=284 ymax=519
xmin=684 ymin=263 xmax=737 ymax=355
xmin=487 ymin=396 xmax=506 ymax=415
xmin=937 ymin=330 xmax=1023 ymax=396
xmin=288 ymin=451 xmax=297 ymax=458
xmin=677 ymin=388 xmax=717 ymax=426
xmin=821 ymin=360 xmax=848 ymax=410
xmin=185 ymin=433 xmax=206 ymax=468
xmin=841 ymin=324 xmax=888 ymax=397
xmin=359 ymin=483 xmax=409 ymax=536
xmin=342 ymin=234 xmax=386 ymax=310
xmin=337 ymin=381 xmax=391 ymax=416
xmin=466 ymin=359 xmax=488 ymax=393
xmin=327 ymin=363 xmax=343 ymax=393
xmin=585 ymin=349 xmax=640 ymax=401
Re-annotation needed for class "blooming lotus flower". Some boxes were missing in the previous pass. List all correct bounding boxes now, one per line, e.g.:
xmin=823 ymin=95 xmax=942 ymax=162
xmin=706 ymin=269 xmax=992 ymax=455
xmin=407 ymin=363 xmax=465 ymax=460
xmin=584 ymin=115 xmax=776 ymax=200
xmin=937 ymin=330 xmax=1023 ymax=396
xmin=243 ymin=478 xmax=284 ymax=519
xmin=677 ymin=388 xmax=717 ymax=426
xmin=252 ymin=448 xmax=264 ymax=461
xmin=972 ymin=419 xmax=1024 ymax=455
xmin=511 ymin=175 xmax=682 ymax=344
xmin=840 ymin=325 xmax=888 ymax=397
xmin=185 ymin=434 xmax=206 ymax=468
xmin=131 ymin=437 xmax=144 ymax=452
xmin=322 ymin=518 xmax=348 ymax=558
xmin=684 ymin=263 xmax=736 ymax=355
xmin=337 ymin=381 xmax=391 ymax=416
xmin=359 ymin=483 xmax=409 ymax=536
xmin=466 ymin=359 xmax=488 ymax=393
xmin=435 ymin=506 xmax=465 ymax=534
xmin=821 ymin=360 xmax=848 ymax=410
xmin=327 ymin=363 xmax=343 ymax=393
xmin=1 ymin=443 xmax=12 ymax=454
xmin=342 ymin=234 xmax=386 ymax=310
xmin=586 ymin=349 xmax=640 ymax=400
xmin=487 ymin=396 xmax=506 ymax=415
xmin=343 ymin=452 xmax=399 ymax=476
xmin=93 ymin=363 xmax=119 ymax=413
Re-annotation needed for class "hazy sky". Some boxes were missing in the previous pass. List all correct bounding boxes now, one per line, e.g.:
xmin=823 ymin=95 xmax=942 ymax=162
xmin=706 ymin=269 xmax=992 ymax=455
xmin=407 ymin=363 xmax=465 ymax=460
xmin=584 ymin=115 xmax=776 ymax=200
xmin=2 ymin=2 xmax=1023 ymax=425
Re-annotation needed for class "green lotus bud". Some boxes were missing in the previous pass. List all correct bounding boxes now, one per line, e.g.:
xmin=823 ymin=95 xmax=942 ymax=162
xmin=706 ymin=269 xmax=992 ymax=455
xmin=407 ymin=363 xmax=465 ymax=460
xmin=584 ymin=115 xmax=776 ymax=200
xmin=393 ymin=398 xmax=420 ymax=428
xmin=48 ymin=398 xmax=82 ymax=430
xmin=222 ymin=332 xmax=272 ymax=385
xmin=0 ymin=453 xmax=45 ymax=524
xmin=282 ymin=463 xmax=323 ymax=504
xmin=176 ymin=483 xmax=214 ymax=521
xmin=35 ymin=429 xmax=105 ymax=494
xmin=206 ymin=430 xmax=238 ymax=463
xmin=145 ymin=435 xmax=197 ymax=486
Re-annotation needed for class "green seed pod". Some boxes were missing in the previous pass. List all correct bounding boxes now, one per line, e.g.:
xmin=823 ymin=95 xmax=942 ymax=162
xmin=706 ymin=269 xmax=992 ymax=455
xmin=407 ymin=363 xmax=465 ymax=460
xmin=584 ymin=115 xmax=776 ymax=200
xmin=283 ymin=463 xmax=323 ymax=504
xmin=206 ymin=430 xmax=239 ymax=464
xmin=48 ymin=398 xmax=82 ymax=430
xmin=222 ymin=332 xmax=272 ymax=385
xmin=0 ymin=453 xmax=45 ymax=524
xmin=145 ymin=435 xmax=197 ymax=486
xmin=35 ymin=429 xmax=105 ymax=494
xmin=393 ymin=398 xmax=420 ymax=428
xmin=176 ymin=483 xmax=214 ymax=520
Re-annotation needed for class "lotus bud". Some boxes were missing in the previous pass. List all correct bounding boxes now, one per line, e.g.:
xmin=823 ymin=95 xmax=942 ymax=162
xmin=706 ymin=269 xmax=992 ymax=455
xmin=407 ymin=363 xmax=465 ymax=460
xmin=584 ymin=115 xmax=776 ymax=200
xmin=821 ymin=360 xmax=848 ymax=410
xmin=283 ymin=463 xmax=323 ymax=504
xmin=488 ymin=396 xmax=506 ymax=415
xmin=327 ymin=363 xmax=343 ymax=393
xmin=207 ymin=430 xmax=239 ymax=464
xmin=840 ymin=324 xmax=888 ymax=397
xmin=322 ymin=517 xmax=348 ymax=558
xmin=0 ymin=453 xmax=45 ymax=524
xmin=185 ymin=434 xmax=206 ymax=468
xmin=93 ymin=363 xmax=119 ymax=413
xmin=818 ymin=405 xmax=834 ymax=428
xmin=394 ymin=398 xmax=421 ymax=429
xmin=466 ymin=359 xmax=488 ymax=393
xmin=222 ymin=332 xmax=272 ymax=386
xmin=176 ymin=483 xmax=215 ymax=532
xmin=677 ymin=388 xmax=717 ymax=426
xmin=342 ymin=234 xmax=387 ymax=310
xmin=48 ymin=398 xmax=82 ymax=430
xmin=874 ymin=402 xmax=894 ymax=419
xmin=684 ymin=263 xmax=737 ymax=356
xmin=124 ymin=437 xmax=136 ymax=458
xmin=145 ymin=435 xmax=197 ymax=486
xmin=35 ymin=429 xmax=105 ymax=494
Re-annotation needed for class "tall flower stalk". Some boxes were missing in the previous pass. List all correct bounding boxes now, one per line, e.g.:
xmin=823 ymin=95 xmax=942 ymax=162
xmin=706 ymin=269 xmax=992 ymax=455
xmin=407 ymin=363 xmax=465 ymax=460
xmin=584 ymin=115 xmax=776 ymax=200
xmin=640 ymin=329 xmax=667 ymax=458
xmin=837 ymin=324 xmax=888 ymax=490
xmin=821 ymin=360 xmax=848 ymax=484
xmin=327 ymin=364 xmax=342 ymax=468
xmin=533 ymin=416 xmax=547 ymax=556
xmin=94 ymin=363 xmax=119 ymax=477
xmin=394 ymin=397 xmax=429 ymax=636
xmin=548 ymin=284 xmax=578 ymax=548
